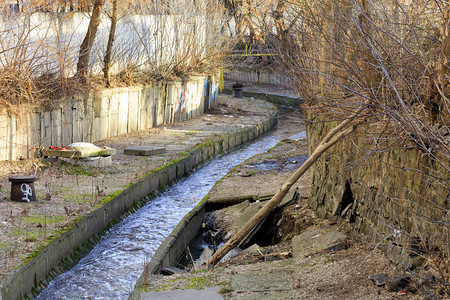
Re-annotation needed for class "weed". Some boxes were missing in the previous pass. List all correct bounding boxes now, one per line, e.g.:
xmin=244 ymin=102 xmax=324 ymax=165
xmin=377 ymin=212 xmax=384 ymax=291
xmin=21 ymin=215 xmax=65 ymax=225
xmin=59 ymin=161 xmax=94 ymax=176
xmin=184 ymin=276 xmax=213 ymax=290
xmin=24 ymin=234 xmax=38 ymax=243
xmin=322 ymin=254 xmax=334 ymax=264
xmin=218 ymin=286 xmax=233 ymax=294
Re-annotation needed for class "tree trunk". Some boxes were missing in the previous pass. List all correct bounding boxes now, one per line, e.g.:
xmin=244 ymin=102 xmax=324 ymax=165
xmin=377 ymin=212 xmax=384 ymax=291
xmin=319 ymin=0 xmax=332 ymax=98
xmin=76 ymin=0 xmax=106 ymax=83
xmin=207 ymin=111 xmax=363 ymax=266
xmin=273 ymin=0 xmax=287 ymax=42
xmin=103 ymin=0 xmax=118 ymax=87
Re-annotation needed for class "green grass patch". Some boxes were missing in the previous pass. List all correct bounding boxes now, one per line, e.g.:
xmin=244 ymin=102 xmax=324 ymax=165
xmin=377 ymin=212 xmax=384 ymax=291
xmin=24 ymin=234 xmax=39 ymax=243
xmin=64 ymin=193 xmax=92 ymax=204
xmin=59 ymin=161 xmax=94 ymax=176
xmin=21 ymin=215 xmax=65 ymax=225
xmin=184 ymin=276 xmax=214 ymax=290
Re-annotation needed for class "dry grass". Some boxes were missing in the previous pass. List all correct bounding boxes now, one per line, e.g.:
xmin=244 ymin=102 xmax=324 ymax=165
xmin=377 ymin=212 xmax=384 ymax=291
xmin=0 ymin=0 xmax=233 ymax=110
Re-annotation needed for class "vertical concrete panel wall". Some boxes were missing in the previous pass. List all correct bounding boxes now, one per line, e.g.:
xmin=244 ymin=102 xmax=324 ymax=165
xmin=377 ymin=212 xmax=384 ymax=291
xmin=0 ymin=104 xmax=278 ymax=300
xmin=0 ymin=76 xmax=218 ymax=161
xmin=225 ymin=69 xmax=292 ymax=86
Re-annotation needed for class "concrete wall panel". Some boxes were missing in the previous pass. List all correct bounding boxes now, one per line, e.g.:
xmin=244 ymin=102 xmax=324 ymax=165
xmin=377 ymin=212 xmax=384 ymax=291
xmin=0 ymin=104 xmax=278 ymax=299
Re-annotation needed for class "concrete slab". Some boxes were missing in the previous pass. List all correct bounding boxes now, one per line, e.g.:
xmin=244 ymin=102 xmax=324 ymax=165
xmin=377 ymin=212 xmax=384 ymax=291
xmin=61 ymin=156 xmax=112 ymax=168
xmin=46 ymin=143 xmax=116 ymax=158
xmin=141 ymin=287 xmax=223 ymax=300
xmin=233 ymin=291 xmax=295 ymax=300
xmin=292 ymin=228 xmax=347 ymax=259
xmin=231 ymin=264 xmax=292 ymax=293
xmin=124 ymin=146 xmax=166 ymax=156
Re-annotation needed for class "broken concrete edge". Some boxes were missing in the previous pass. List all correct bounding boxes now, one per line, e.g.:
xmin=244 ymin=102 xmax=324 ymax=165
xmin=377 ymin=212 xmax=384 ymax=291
xmin=0 ymin=109 xmax=278 ymax=300
xmin=221 ymin=88 xmax=303 ymax=109
xmin=129 ymin=196 xmax=208 ymax=299
xmin=123 ymin=147 xmax=166 ymax=156
xmin=45 ymin=147 xmax=117 ymax=159
xmin=130 ymin=172 xmax=299 ymax=300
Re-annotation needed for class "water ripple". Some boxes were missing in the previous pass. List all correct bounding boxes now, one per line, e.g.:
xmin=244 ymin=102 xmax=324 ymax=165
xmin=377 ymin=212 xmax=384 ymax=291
xmin=38 ymin=134 xmax=281 ymax=299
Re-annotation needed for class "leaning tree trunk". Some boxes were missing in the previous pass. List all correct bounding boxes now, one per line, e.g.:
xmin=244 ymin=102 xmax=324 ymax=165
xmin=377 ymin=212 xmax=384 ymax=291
xmin=103 ymin=0 xmax=118 ymax=87
xmin=207 ymin=110 xmax=363 ymax=266
xmin=76 ymin=0 xmax=106 ymax=83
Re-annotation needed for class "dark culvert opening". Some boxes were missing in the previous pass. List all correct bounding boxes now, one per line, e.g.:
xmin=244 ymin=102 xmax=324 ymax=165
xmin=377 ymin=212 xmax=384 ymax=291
xmin=340 ymin=181 xmax=355 ymax=223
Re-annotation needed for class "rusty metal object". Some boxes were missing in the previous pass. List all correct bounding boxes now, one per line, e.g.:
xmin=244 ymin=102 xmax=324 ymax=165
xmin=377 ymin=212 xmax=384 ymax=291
xmin=9 ymin=176 xmax=37 ymax=202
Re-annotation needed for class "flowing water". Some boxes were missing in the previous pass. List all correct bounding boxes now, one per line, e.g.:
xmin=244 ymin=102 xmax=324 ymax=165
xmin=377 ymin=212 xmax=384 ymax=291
xmin=38 ymin=133 xmax=284 ymax=299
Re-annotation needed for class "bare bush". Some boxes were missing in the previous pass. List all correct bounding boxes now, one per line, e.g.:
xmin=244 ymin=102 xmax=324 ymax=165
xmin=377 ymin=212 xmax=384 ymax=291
xmin=0 ymin=0 xmax=232 ymax=106
xmin=265 ymin=0 xmax=449 ymax=297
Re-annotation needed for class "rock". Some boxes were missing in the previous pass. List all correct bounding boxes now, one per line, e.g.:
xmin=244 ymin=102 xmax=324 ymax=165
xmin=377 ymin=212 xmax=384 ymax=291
xmin=222 ymin=247 xmax=243 ymax=262
xmin=197 ymin=247 xmax=214 ymax=265
xmin=241 ymin=244 xmax=267 ymax=256
xmin=369 ymin=273 xmax=390 ymax=286
xmin=231 ymin=263 xmax=293 ymax=293
xmin=386 ymin=275 xmax=411 ymax=292
xmin=292 ymin=228 xmax=347 ymax=258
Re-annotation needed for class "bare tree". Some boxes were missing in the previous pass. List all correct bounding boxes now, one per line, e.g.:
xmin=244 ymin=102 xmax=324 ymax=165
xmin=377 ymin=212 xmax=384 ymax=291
xmin=103 ymin=0 xmax=118 ymax=87
xmin=76 ymin=0 xmax=106 ymax=82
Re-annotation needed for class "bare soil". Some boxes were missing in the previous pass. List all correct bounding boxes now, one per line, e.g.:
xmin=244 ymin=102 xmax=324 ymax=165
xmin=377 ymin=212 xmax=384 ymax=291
xmin=138 ymin=111 xmax=432 ymax=300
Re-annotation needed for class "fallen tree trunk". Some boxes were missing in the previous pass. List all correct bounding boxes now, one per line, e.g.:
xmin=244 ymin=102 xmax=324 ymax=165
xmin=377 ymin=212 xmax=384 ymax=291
xmin=207 ymin=113 xmax=362 ymax=266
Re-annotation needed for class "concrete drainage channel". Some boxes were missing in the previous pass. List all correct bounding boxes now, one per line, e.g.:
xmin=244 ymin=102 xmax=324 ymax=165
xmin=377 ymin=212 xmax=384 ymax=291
xmin=36 ymin=119 xmax=281 ymax=299
xmin=0 ymin=114 xmax=277 ymax=300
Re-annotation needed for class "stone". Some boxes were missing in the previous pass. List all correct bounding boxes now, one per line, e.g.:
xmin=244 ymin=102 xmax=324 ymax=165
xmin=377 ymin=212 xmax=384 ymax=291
xmin=222 ymin=247 xmax=243 ymax=262
xmin=292 ymin=228 xmax=347 ymax=258
xmin=124 ymin=146 xmax=166 ymax=156
xmin=242 ymin=244 xmax=267 ymax=256
xmin=369 ymin=273 xmax=390 ymax=286
xmin=195 ymin=247 xmax=214 ymax=267
xmin=231 ymin=267 xmax=291 ymax=293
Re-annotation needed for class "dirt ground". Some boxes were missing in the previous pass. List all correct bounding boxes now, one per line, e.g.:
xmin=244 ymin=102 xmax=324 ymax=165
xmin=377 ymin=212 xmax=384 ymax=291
xmin=137 ymin=109 xmax=438 ymax=300
xmin=0 ymin=95 xmax=276 ymax=279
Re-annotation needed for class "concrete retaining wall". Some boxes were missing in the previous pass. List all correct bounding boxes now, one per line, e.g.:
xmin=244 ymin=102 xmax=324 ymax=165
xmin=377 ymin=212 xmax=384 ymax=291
xmin=225 ymin=69 xmax=292 ymax=86
xmin=148 ymin=196 xmax=208 ymax=275
xmin=130 ymin=119 xmax=281 ymax=291
xmin=0 ymin=76 xmax=219 ymax=161
xmin=0 ymin=12 xmax=208 ymax=77
xmin=0 ymin=110 xmax=278 ymax=300
xmin=304 ymin=110 xmax=448 ymax=270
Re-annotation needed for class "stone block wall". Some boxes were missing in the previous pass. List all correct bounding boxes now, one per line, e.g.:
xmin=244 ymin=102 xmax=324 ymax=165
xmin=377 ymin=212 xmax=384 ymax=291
xmin=305 ymin=110 xmax=448 ymax=269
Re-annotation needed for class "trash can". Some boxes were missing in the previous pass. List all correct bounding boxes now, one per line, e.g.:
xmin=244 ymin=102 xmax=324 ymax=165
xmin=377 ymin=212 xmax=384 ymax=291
xmin=232 ymin=82 xmax=244 ymax=98
xmin=9 ymin=176 xmax=37 ymax=202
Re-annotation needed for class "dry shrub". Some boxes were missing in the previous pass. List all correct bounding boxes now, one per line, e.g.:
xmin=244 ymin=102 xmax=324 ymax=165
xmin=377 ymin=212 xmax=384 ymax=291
xmin=275 ymin=1 xmax=448 ymax=155
xmin=266 ymin=0 xmax=449 ymax=297
xmin=0 ymin=0 xmax=233 ymax=108
xmin=0 ymin=67 xmax=40 ymax=109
